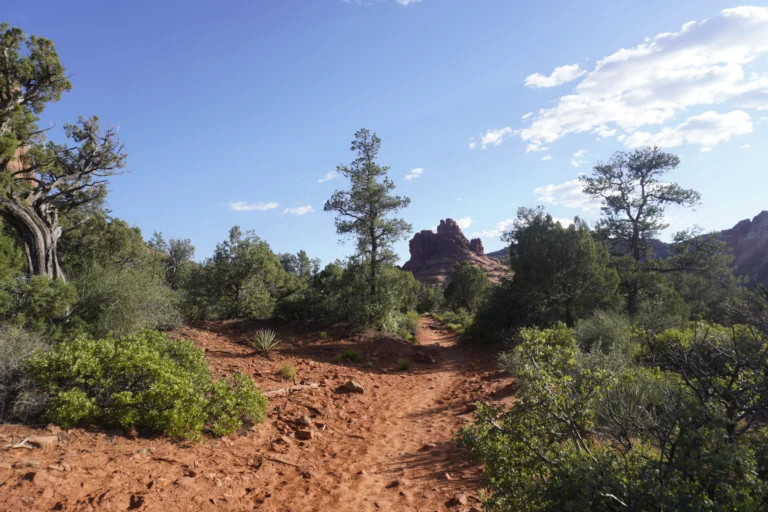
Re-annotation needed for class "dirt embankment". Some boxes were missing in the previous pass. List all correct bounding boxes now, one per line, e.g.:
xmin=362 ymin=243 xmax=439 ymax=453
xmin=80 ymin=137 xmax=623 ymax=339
xmin=0 ymin=317 xmax=516 ymax=511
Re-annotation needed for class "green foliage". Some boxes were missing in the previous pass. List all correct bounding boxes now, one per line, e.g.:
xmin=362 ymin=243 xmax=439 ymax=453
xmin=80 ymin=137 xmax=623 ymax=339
xmin=279 ymin=363 xmax=296 ymax=380
xmin=147 ymin=232 xmax=195 ymax=291
xmin=384 ymin=311 xmax=419 ymax=338
xmin=398 ymin=358 xmax=413 ymax=371
xmin=26 ymin=330 xmax=267 ymax=439
xmin=464 ymin=208 xmax=620 ymax=344
xmin=318 ymin=331 xmax=329 ymax=340
xmin=463 ymin=306 xmax=768 ymax=510
xmin=574 ymin=309 xmax=632 ymax=355
xmin=433 ymin=308 xmax=473 ymax=331
xmin=183 ymin=227 xmax=296 ymax=320
xmin=71 ymin=262 xmax=180 ymax=338
xmin=249 ymin=329 xmax=280 ymax=358
xmin=444 ymin=261 xmax=490 ymax=313
xmin=6 ymin=276 xmax=77 ymax=336
xmin=0 ymin=324 xmax=49 ymax=420
xmin=324 ymin=129 xmax=412 ymax=326
xmin=416 ymin=283 xmax=445 ymax=314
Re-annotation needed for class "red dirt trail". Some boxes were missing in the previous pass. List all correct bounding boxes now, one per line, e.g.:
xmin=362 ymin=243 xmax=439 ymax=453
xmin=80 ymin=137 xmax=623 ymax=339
xmin=0 ymin=317 xmax=516 ymax=511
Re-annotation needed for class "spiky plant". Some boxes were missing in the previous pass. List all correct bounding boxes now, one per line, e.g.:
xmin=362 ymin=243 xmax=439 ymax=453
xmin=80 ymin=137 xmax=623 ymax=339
xmin=250 ymin=329 xmax=280 ymax=358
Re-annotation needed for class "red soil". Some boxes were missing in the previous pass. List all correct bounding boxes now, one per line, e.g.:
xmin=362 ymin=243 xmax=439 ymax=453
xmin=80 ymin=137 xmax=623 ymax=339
xmin=0 ymin=317 xmax=516 ymax=511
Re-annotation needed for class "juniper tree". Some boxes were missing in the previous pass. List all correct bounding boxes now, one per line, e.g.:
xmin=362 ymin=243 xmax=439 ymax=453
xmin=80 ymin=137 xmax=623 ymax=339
xmin=0 ymin=23 xmax=126 ymax=280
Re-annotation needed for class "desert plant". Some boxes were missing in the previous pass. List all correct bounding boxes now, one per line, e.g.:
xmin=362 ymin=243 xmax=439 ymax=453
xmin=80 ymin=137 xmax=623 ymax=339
xmin=250 ymin=329 xmax=281 ymax=358
xmin=279 ymin=363 xmax=296 ymax=380
xmin=26 ymin=330 xmax=267 ymax=439
xmin=318 ymin=331 xmax=329 ymax=340
xmin=398 ymin=358 xmax=413 ymax=371
xmin=0 ymin=324 xmax=50 ymax=420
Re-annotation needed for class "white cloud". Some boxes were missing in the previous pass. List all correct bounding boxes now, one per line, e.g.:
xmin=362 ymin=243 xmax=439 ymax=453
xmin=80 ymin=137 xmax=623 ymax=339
xmin=741 ymin=143 xmax=752 ymax=149
xmin=571 ymin=149 xmax=588 ymax=167
xmin=517 ymin=7 xmax=768 ymax=151
xmin=229 ymin=201 xmax=279 ymax=212
xmin=472 ymin=219 xmax=515 ymax=239
xmin=522 ymin=112 xmax=533 ymax=120
xmin=480 ymin=127 xmax=518 ymax=149
xmin=534 ymin=177 xmax=600 ymax=211
xmin=524 ymin=63 xmax=587 ymax=88
xmin=468 ymin=138 xmax=477 ymax=150
xmin=405 ymin=168 xmax=424 ymax=181
xmin=539 ymin=155 xmax=553 ymax=161
xmin=396 ymin=0 xmax=422 ymax=4
xmin=526 ymin=141 xmax=550 ymax=153
xmin=625 ymin=110 xmax=752 ymax=151
xmin=318 ymin=171 xmax=338 ymax=183
xmin=456 ymin=217 xmax=473 ymax=229
xmin=282 ymin=205 xmax=314 ymax=216
xmin=552 ymin=217 xmax=574 ymax=227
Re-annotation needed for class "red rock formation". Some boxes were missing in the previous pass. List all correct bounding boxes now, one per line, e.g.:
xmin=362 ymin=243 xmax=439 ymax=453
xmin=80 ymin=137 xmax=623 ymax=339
xmin=721 ymin=211 xmax=768 ymax=284
xmin=402 ymin=218 xmax=508 ymax=286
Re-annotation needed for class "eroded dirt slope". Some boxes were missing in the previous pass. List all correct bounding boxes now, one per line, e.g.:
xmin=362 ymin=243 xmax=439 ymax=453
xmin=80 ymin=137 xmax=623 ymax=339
xmin=0 ymin=317 xmax=516 ymax=511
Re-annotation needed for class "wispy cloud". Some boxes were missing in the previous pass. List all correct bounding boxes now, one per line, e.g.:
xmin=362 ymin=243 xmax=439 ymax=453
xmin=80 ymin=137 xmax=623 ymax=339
xmin=229 ymin=201 xmax=279 ymax=212
xmin=318 ymin=171 xmax=338 ymax=183
xmin=533 ymin=177 xmax=600 ymax=211
xmin=479 ymin=127 xmax=518 ymax=149
xmin=524 ymin=63 xmax=586 ymax=88
xmin=405 ymin=168 xmax=424 ymax=181
xmin=625 ymin=110 xmax=752 ymax=152
xmin=282 ymin=205 xmax=314 ymax=216
xmin=571 ymin=149 xmax=588 ymax=168
xmin=539 ymin=155 xmax=553 ymax=161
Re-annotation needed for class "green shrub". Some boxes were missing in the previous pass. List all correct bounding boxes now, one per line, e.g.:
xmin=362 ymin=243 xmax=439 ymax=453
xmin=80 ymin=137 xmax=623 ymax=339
xmin=26 ymin=330 xmax=267 ymax=439
xmin=398 ymin=358 xmax=413 ymax=371
xmin=72 ymin=262 xmax=180 ymax=338
xmin=0 ymin=324 xmax=50 ymax=420
xmin=279 ymin=363 xmax=296 ymax=380
xmin=250 ymin=329 xmax=280 ymax=358
xmin=434 ymin=308 xmax=473 ymax=331
xmin=333 ymin=349 xmax=361 ymax=364
xmin=574 ymin=309 xmax=632 ymax=355
xmin=318 ymin=331 xmax=329 ymax=340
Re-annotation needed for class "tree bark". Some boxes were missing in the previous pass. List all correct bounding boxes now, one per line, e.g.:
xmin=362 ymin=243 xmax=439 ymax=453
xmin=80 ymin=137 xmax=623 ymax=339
xmin=0 ymin=199 xmax=65 ymax=281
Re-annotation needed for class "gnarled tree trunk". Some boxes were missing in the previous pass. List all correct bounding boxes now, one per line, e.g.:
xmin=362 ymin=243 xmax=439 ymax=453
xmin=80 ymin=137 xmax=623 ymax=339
xmin=1 ymin=199 xmax=65 ymax=281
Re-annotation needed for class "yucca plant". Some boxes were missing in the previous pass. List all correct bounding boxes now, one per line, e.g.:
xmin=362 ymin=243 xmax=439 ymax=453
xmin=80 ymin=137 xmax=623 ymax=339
xmin=250 ymin=329 xmax=281 ymax=358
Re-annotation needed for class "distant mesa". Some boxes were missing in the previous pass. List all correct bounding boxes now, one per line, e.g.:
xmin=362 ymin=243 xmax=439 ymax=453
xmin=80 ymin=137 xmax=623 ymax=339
xmin=402 ymin=218 xmax=508 ymax=287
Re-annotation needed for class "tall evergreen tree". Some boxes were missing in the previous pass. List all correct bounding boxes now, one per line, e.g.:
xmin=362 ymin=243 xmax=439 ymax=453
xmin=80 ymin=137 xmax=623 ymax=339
xmin=324 ymin=129 xmax=411 ymax=323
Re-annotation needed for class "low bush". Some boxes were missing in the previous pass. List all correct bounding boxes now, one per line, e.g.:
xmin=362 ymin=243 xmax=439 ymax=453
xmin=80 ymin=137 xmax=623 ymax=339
xmin=574 ymin=309 xmax=632 ymax=355
xmin=398 ymin=358 xmax=413 ymax=371
xmin=318 ymin=331 xmax=329 ymax=340
xmin=0 ymin=324 xmax=50 ymax=421
xmin=250 ymin=329 xmax=281 ymax=358
xmin=279 ymin=363 xmax=296 ymax=380
xmin=333 ymin=349 xmax=361 ymax=364
xmin=433 ymin=309 xmax=473 ymax=331
xmin=26 ymin=330 xmax=267 ymax=439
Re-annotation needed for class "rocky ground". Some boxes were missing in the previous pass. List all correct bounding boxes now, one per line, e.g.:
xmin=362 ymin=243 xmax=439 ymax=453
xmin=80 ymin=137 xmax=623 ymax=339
xmin=0 ymin=317 xmax=517 ymax=511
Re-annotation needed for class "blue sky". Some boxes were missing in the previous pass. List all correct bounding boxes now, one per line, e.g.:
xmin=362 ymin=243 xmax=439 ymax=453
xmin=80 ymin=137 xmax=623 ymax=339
xmin=6 ymin=1 xmax=768 ymax=264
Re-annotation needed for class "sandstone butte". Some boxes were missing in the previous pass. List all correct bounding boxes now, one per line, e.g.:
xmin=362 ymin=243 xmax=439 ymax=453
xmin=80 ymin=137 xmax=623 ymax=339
xmin=401 ymin=218 xmax=508 ymax=287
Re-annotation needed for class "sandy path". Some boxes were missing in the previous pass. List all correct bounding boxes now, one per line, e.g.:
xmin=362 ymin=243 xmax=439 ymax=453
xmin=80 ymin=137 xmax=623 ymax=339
xmin=0 ymin=317 xmax=508 ymax=511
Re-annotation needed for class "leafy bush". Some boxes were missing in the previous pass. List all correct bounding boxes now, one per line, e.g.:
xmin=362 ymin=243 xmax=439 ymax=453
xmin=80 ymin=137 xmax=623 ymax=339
xmin=463 ymin=318 xmax=768 ymax=511
xmin=416 ymin=284 xmax=445 ymax=314
xmin=318 ymin=331 xmax=329 ymax=340
xmin=249 ymin=329 xmax=281 ymax=358
xmin=71 ymin=262 xmax=180 ymax=338
xmin=26 ymin=330 xmax=267 ymax=439
xmin=384 ymin=311 xmax=420 ymax=338
xmin=398 ymin=358 xmax=413 ymax=371
xmin=0 ymin=324 xmax=50 ymax=420
xmin=434 ymin=309 xmax=473 ymax=333
xmin=574 ymin=309 xmax=632 ymax=355
xmin=279 ymin=363 xmax=296 ymax=380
